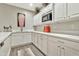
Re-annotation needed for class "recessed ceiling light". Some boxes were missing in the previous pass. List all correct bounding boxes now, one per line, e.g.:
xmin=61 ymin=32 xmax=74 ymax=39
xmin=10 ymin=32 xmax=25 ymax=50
xmin=29 ymin=3 xmax=33 ymax=6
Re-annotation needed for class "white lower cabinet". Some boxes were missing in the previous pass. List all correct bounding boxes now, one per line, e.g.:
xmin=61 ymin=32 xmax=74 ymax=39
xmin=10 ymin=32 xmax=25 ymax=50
xmin=34 ymin=33 xmax=38 ymax=46
xmin=41 ymin=35 xmax=48 ymax=55
xmin=32 ymin=33 xmax=38 ymax=47
xmin=1 ymin=32 xmax=79 ymax=56
xmin=47 ymin=36 xmax=58 ymax=56
xmin=23 ymin=33 xmax=32 ymax=43
xmin=32 ymin=33 xmax=35 ymax=44
xmin=32 ymin=33 xmax=48 ymax=55
xmin=11 ymin=33 xmax=23 ymax=46
xmin=32 ymin=33 xmax=79 ymax=56
xmin=64 ymin=47 xmax=79 ymax=56
xmin=47 ymin=36 xmax=65 ymax=56
xmin=56 ymin=39 xmax=79 ymax=56
xmin=63 ymin=40 xmax=79 ymax=56
xmin=37 ymin=34 xmax=42 ymax=50
xmin=0 ymin=36 xmax=11 ymax=56
xmin=11 ymin=33 xmax=32 ymax=47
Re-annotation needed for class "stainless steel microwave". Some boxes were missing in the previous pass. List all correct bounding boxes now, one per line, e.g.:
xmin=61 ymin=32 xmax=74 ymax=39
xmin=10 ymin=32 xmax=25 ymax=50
xmin=42 ymin=12 xmax=52 ymax=22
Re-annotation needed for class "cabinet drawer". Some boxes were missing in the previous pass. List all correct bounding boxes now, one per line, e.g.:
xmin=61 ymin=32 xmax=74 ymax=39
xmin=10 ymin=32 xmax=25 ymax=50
xmin=64 ymin=40 xmax=79 ymax=50
xmin=57 ymin=38 xmax=79 ymax=51
xmin=23 ymin=33 xmax=32 ymax=41
xmin=42 ymin=34 xmax=48 ymax=39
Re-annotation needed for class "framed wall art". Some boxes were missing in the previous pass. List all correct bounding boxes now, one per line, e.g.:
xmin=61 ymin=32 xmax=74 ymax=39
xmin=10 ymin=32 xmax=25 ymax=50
xmin=17 ymin=13 xmax=25 ymax=27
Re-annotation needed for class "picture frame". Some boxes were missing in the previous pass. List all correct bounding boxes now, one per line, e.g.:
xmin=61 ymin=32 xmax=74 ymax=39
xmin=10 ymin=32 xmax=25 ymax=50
xmin=17 ymin=13 xmax=25 ymax=27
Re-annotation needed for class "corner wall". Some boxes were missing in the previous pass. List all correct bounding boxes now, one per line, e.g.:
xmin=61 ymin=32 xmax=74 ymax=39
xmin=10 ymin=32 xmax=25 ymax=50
xmin=0 ymin=4 xmax=35 ymax=31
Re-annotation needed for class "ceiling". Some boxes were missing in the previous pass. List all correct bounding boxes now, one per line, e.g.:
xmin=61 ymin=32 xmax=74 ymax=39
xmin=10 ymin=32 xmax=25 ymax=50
xmin=6 ymin=3 xmax=43 ymax=12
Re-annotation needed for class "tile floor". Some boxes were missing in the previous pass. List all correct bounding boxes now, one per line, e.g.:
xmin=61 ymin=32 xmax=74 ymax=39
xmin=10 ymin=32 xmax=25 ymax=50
xmin=10 ymin=43 xmax=44 ymax=56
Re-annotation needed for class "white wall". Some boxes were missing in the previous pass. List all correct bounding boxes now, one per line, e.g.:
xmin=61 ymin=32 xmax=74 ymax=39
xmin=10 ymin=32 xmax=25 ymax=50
xmin=34 ymin=19 xmax=79 ymax=35
xmin=0 ymin=4 xmax=35 ymax=31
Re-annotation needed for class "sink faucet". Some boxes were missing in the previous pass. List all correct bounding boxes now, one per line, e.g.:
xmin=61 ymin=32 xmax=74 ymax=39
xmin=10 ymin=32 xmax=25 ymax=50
xmin=3 ymin=25 xmax=12 ymax=32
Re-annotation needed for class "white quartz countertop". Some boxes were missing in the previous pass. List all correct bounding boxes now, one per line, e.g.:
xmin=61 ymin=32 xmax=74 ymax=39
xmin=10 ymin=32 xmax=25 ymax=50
xmin=0 ymin=31 xmax=79 ymax=44
xmin=0 ymin=32 xmax=12 ymax=44
xmin=32 ymin=31 xmax=79 ymax=43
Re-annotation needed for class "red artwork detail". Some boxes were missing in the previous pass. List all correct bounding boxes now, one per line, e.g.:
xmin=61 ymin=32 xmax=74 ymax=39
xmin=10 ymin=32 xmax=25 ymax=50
xmin=17 ymin=13 xmax=25 ymax=27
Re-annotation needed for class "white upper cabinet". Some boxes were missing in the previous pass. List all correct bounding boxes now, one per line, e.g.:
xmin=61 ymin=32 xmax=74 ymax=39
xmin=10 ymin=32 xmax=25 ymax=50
xmin=68 ymin=3 xmax=79 ymax=17
xmin=41 ymin=3 xmax=53 ymax=14
xmin=33 ymin=12 xmax=42 ymax=26
xmin=54 ymin=3 xmax=67 ymax=21
xmin=33 ymin=4 xmax=53 ymax=26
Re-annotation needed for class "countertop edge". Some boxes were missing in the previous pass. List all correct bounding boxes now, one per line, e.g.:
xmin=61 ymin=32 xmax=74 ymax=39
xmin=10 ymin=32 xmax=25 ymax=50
xmin=0 ymin=31 xmax=79 ymax=44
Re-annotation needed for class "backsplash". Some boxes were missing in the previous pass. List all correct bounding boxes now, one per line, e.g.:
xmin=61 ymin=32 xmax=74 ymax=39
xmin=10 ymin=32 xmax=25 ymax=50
xmin=33 ymin=18 xmax=79 ymax=35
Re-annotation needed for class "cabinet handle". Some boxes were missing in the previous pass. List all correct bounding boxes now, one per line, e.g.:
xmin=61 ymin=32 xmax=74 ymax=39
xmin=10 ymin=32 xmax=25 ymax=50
xmin=41 ymin=38 xmax=43 ymax=40
xmin=0 ymin=42 xmax=4 ymax=48
xmin=57 ymin=46 xmax=61 ymax=56
xmin=62 ymin=47 xmax=64 ymax=49
xmin=61 ymin=47 xmax=65 ymax=56
xmin=58 ymin=46 xmax=60 ymax=47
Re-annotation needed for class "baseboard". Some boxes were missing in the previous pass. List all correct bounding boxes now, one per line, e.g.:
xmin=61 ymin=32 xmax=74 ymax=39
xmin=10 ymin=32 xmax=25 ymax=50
xmin=7 ymin=48 xmax=11 ymax=56
xmin=32 ymin=43 xmax=46 ymax=56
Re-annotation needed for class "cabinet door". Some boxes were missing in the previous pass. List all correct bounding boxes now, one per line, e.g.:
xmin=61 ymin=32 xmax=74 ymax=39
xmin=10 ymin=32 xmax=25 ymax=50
xmin=60 ymin=46 xmax=65 ymax=56
xmin=33 ymin=12 xmax=42 ymax=26
xmin=11 ymin=33 xmax=32 ymax=47
xmin=64 ymin=46 xmax=79 ymax=56
xmin=47 ymin=37 xmax=58 ymax=56
xmin=41 ymin=4 xmax=53 ymax=14
xmin=11 ymin=33 xmax=23 ymax=47
xmin=0 ymin=37 xmax=11 ymax=56
xmin=68 ymin=3 xmax=79 ymax=17
xmin=32 ymin=33 xmax=35 ymax=43
xmin=23 ymin=33 xmax=32 ymax=43
xmin=32 ymin=33 xmax=38 ymax=46
xmin=37 ymin=34 xmax=42 ymax=50
xmin=59 ymin=38 xmax=79 ymax=56
xmin=41 ymin=35 xmax=48 ymax=55
xmin=54 ymin=3 xmax=66 ymax=21
xmin=34 ymin=33 xmax=38 ymax=47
